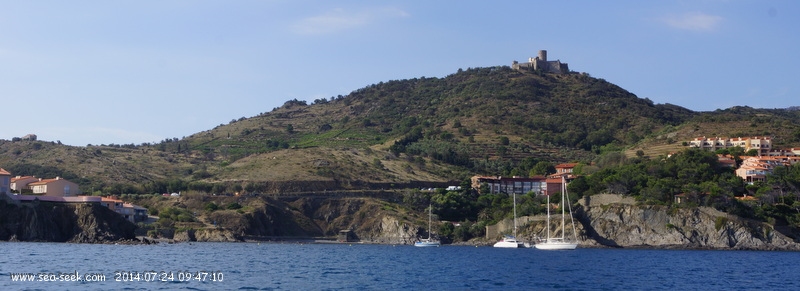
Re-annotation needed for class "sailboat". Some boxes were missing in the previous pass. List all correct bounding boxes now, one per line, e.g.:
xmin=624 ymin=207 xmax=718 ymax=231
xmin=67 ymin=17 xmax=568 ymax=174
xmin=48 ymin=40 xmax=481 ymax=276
xmin=415 ymin=204 xmax=441 ymax=247
xmin=493 ymin=193 xmax=525 ymax=248
xmin=535 ymin=176 xmax=578 ymax=250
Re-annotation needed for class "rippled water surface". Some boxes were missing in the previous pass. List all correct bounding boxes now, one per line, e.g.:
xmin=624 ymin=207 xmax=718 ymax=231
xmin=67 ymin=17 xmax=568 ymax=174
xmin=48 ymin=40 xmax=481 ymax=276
xmin=1 ymin=242 xmax=798 ymax=290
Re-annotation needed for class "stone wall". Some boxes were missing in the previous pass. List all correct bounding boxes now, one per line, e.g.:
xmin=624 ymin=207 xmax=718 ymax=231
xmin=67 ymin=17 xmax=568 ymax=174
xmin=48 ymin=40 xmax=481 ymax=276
xmin=579 ymin=193 xmax=637 ymax=207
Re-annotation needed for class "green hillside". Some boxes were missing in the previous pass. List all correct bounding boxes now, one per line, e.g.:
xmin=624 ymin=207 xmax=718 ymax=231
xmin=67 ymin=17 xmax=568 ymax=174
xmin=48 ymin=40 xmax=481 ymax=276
xmin=2 ymin=66 xmax=799 ymax=194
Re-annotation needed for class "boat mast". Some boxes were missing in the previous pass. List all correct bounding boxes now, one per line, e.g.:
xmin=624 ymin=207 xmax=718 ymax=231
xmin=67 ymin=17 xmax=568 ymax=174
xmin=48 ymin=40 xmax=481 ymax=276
xmin=427 ymin=204 xmax=432 ymax=240
xmin=512 ymin=193 xmax=517 ymax=238
xmin=561 ymin=176 xmax=566 ymax=240
xmin=545 ymin=190 xmax=551 ymax=241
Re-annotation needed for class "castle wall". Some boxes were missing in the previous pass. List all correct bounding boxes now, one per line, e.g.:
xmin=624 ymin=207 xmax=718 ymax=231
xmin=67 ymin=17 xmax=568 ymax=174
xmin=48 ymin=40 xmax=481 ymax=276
xmin=558 ymin=63 xmax=569 ymax=73
xmin=512 ymin=51 xmax=569 ymax=74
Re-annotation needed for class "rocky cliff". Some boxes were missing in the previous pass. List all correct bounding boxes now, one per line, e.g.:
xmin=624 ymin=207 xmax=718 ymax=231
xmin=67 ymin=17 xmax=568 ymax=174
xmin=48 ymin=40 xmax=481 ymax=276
xmin=489 ymin=194 xmax=800 ymax=250
xmin=577 ymin=194 xmax=800 ymax=250
xmin=289 ymin=197 xmax=419 ymax=244
xmin=172 ymin=197 xmax=420 ymax=244
xmin=7 ymin=191 xmax=797 ymax=250
xmin=0 ymin=197 xmax=136 ymax=243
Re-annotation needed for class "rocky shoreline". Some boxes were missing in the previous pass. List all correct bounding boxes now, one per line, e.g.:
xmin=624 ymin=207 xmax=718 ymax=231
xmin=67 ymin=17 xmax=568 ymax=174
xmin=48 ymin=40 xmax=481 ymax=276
xmin=2 ymin=194 xmax=799 ymax=251
xmin=0 ymin=198 xmax=136 ymax=243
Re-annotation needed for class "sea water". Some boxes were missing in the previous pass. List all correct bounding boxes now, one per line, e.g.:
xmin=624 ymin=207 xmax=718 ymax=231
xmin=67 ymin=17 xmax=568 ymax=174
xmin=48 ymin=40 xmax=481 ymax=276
xmin=1 ymin=242 xmax=798 ymax=290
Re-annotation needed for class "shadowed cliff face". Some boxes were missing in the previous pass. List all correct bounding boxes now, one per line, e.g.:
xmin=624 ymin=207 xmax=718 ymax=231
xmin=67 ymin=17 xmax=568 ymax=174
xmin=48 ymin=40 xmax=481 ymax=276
xmin=185 ymin=197 xmax=419 ymax=244
xmin=577 ymin=194 xmax=800 ymax=250
xmin=288 ymin=197 xmax=419 ymax=244
xmin=0 ymin=198 xmax=136 ymax=243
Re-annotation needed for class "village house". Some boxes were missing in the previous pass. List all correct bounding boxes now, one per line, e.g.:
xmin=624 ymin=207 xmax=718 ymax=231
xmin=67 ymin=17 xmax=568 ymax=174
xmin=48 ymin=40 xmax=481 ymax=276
xmin=28 ymin=177 xmax=81 ymax=196
xmin=690 ymin=136 xmax=800 ymax=184
xmin=732 ymin=155 xmax=800 ymax=184
xmin=101 ymin=197 xmax=125 ymax=212
xmin=545 ymin=177 xmax=565 ymax=197
xmin=547 ymin=163 xmax=578 ymax=195
xmin=736 ymin=164 xmax=767 ymax=184
xmin=99 ymin=197 xmax=147 ymax=222
xmin=120 ymin=203 xmax=149 ymax=223
xmin=472 ymin=163 xmax=580 ymax=196
xmin=766 ymin=148 xmax=800 ymax=156
xmin=0 ymin=168 xmax=11 ymax=195
xmin=1 ymin=168 xmax=148 ymax=221
xmin=550 ymin=163 xmax=578 ymax=179
xmin=762 ymin=155 xmax=800 ymax=166
xmin=472 ymin=175 xmax=548 ymax=195
xmin=10 ymin=176 xmax=39 ymax=194
xmin=689 ymin=136 xmax=773 ymax=156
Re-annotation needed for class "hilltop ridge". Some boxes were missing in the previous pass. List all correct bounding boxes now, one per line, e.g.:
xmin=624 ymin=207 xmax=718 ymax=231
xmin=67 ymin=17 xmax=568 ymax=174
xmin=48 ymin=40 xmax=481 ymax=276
xmin=1 ymin=65 xmax=799 ymax=194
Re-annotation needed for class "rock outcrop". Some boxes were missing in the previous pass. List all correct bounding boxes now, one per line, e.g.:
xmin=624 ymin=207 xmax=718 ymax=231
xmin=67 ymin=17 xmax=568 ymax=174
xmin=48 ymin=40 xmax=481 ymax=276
xmin=0 ymin=198 xmax=136 ymax=243
xmin=289 ymin=197 xmax=418 ymax=244
xmin=576 ymin=194 xmax=800 ymax=250
xmin=169 ymin=197 xmax=420 ymax=244
xmin=488 ymin=194 xmax=800 ymax=250
xmin=173 ymin=228 xmax=241 ymax=242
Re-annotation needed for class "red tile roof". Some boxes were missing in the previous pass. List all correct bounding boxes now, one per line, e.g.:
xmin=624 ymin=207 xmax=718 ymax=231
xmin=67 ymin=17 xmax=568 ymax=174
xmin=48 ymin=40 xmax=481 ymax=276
xmin=0 ymin=168 xmax=11 ymax=176
xmin=555 ymin=163 xmax=578 ymax=168
xmin=101 ymin=197 xmax=124 ymax=203
xmin=11 ymin=175 xmax=36 ymax=182
xmin=28 ymin=178 xmax=60 ymax=186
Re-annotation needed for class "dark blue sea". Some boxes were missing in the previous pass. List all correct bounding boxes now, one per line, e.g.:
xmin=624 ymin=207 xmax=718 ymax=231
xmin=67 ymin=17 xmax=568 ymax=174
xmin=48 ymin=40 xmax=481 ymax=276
xmin=1 ymin=241 xmax=798 ymax=290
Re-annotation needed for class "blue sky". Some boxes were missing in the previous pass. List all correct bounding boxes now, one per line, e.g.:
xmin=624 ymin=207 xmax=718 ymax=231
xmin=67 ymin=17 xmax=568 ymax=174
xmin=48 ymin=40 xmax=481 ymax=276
xmin=2 ymin=1 xmax=798 ymax=146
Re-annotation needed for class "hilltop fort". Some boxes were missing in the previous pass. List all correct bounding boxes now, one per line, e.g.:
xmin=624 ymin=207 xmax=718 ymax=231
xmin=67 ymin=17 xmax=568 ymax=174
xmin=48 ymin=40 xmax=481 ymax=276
xmin=512 ymin=50 xmax=569 ymax=74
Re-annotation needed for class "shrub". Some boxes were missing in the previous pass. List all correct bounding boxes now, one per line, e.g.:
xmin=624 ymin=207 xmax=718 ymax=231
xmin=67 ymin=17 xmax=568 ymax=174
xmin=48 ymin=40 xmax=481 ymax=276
xmin=499 ymin=136 xmax=510 ymax=146
xmin=714 ymin=216 xmax=728 ymax=231
xmin=204 ymin=202 xmax=219 ymax=212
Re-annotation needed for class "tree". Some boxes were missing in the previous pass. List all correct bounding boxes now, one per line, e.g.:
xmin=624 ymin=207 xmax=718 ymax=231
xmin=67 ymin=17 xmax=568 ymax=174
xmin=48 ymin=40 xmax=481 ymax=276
xmin=530 ymin=161 xmax=555 ymax=176
xmin=769 ymin=166 xmax=800 ymax=204
xmin=499 ymin=136 xmax=510 ymax=146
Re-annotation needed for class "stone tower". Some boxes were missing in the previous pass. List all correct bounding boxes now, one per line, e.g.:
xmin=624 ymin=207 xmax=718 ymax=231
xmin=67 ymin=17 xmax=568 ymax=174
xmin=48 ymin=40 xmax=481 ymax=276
xmin=513 ymin=50 xmax=569 ymax=74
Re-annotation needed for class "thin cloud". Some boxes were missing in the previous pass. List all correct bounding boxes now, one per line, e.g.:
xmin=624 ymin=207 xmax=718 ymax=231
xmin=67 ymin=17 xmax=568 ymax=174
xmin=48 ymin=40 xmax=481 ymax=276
xmin=661 ymin=12 xmax=723 ymax=32
xmin=291 ymin=7 xmax=409 ymax=35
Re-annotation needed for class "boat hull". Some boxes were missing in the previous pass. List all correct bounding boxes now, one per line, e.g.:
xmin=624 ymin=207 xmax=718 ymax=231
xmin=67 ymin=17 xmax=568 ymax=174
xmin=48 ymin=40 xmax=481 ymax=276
xmin=493 ymin=240 xmax=524 ymax=248
xmin=414 ymin=241 xmax=441 ymax=247
xmin=534 ymin=242 xmax=578 ymax=250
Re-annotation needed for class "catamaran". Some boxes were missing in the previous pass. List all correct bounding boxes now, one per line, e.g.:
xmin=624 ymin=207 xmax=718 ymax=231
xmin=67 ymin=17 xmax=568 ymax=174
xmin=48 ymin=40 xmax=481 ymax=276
xmin=415 ymin=204 xmax=441 ymax=247
xmin=535 ymin=176 xmax=578 ymax=250
xmin=493 ymin=193 xmax=526 ymax=248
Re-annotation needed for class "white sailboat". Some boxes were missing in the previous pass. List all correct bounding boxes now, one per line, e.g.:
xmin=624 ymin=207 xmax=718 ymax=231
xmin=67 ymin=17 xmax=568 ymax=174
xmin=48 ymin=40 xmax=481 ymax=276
xmin=493 ymin=193 xmax=525 ymax=248
xmin=535 ymin=176 xmax=578 ymax=250
xmin=415 ymin=204 xmax=440 ymax=247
